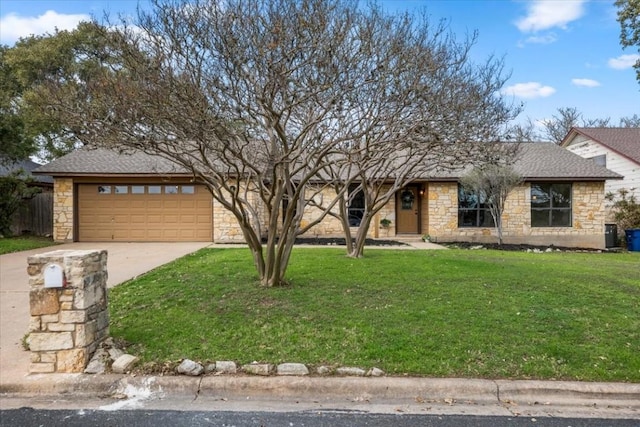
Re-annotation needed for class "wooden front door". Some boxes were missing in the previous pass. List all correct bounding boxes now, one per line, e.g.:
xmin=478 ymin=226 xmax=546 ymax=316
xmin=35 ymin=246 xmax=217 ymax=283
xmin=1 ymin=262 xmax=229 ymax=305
xmin=396 ymin=186 xmax=420 ymax=234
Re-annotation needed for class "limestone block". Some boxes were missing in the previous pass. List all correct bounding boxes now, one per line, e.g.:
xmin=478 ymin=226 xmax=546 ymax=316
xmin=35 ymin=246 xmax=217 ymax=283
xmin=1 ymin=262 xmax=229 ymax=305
xmin=41 ymin=314 xmax=59 ymax=323
xmin=60 ymin=310 xmax=87 ymax=324
xmin=276 ymin=363 xmax=309 ymax=376
xmin=40 ymin=352 xmax=57 ymax=363
xmin=29 ymin=332 xmax=73 ymax=351
xmin=75 ymin=321 xmax=97 ymax=347
xmin=57 ymin=348 xmax=87 ymax=373
xmin=30 ymin=363 xmax=55 ymax=373
xmin=366 ymin=367 xmax=385 ymax=377
xmin=74 ymin=286 xmax=104 ymax=310
xmin=47 ymin=322 xmax=75 ymax=332
xmin=29 ymin=316 xmax=41 ymax=332
xmin=29 ymin=289 xmax=60 ymax=316
xmin=112 ymin=354 xmax=139 ymax=374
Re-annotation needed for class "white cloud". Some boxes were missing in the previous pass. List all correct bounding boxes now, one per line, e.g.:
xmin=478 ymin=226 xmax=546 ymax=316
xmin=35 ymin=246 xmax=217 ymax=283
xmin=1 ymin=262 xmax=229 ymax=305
xmin=571 ymin=78 xmax=601 ymax=87
xmin=502 ymin=82 xmax=556 ymax=99
xmin=0 ymin=10 xmax=91 ymax=45
xmin=524 ymin=33 xmax=558 ymax=44
xmin=515 ymin=0 xmax=586 ymax=33
xmin=608 ymin=54 xmax=640 ymax=70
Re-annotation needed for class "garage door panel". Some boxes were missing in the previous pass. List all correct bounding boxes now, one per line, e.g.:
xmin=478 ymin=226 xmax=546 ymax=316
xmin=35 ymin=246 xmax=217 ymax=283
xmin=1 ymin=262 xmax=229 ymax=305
xmin=78 ymin=184 xmax=212 ymax=242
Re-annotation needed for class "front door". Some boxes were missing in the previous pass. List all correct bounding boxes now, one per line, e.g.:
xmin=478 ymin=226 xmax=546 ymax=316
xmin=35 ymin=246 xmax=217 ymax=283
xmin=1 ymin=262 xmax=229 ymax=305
xmin=396 ymin=186 xmax=420 ymax=234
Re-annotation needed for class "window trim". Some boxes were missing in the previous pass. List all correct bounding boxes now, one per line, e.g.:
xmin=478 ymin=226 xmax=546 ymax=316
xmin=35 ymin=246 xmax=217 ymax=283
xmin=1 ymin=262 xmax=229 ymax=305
xmin=457 ymin=184 xmax=495 ymax=228
xmin=530 ymin=182 xmax=572 ymax=227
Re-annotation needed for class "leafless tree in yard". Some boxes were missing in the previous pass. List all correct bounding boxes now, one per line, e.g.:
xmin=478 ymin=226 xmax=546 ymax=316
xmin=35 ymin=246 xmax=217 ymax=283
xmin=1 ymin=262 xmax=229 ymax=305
xmin=41 ymin=0 xmax=520 ymax=284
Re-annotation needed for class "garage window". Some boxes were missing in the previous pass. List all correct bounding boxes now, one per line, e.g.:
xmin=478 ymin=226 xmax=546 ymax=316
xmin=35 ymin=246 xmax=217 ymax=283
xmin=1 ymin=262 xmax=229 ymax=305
xmin=181 ymin=185 xmax=195 ymax=194
xmin=165 ymin=185 xmax=179 ymax=194
xmin=131 ymin=185 xmax=145 ymax=194
xmin=148 ymin=185 xmax=161 ymax=194
xmin=115 ymin=185 xmax=128 ymax=194
xmin=98 ymin=185 xmax=111 ymax=194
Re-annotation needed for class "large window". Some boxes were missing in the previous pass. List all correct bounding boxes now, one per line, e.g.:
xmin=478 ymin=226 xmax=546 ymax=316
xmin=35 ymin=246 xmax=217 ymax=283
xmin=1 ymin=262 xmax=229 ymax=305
xmin=458 ymin=185 xmax=494 ymax=228
xmin=531 ymin=183 xmax=572 ymax=227
xmin=348 ymin=184 xmax=365 ymax=227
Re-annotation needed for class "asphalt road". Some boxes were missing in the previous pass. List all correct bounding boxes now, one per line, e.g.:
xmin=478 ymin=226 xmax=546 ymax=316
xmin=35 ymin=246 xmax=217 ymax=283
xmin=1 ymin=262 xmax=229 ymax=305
xmin=1 ymin=409 xmax=639 ymax=427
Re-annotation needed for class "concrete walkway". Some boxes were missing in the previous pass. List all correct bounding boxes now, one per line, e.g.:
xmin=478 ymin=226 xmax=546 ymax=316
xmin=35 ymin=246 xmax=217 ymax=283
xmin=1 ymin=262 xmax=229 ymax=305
xmin=0 ymin=242 xmax=211 ymax=391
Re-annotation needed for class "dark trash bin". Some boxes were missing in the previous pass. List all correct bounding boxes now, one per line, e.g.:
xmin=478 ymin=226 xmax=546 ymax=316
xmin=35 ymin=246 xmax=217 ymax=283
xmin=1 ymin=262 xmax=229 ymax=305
xmin=605 ymin=223 xmax=618 ymax=248
xmin=625 ymin=229 xmax=640 ymax=252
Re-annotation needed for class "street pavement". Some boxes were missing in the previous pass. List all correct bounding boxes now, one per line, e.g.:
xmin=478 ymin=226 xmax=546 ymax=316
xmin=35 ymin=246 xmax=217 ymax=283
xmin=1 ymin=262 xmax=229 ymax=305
xmin=0 ymin=240 xmax=638 ymax=421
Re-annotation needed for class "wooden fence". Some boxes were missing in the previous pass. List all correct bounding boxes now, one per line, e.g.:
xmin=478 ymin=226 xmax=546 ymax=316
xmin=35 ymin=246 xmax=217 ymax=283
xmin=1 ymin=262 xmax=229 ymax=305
xmin=11 ymin=191 xmax=53 ymax=236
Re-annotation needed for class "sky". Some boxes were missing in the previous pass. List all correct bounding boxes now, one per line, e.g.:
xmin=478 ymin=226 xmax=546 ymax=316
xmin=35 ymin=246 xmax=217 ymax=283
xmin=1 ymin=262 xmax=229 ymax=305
xmin=1 ymin=0 xmax=638 ymax=130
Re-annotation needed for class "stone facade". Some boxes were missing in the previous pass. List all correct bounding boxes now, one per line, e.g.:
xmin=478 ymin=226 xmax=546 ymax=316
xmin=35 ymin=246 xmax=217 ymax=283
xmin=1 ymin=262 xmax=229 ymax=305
xmin=49 ymin=176 xmax=607 ymax=248
xmin=426 ymin=181 xmax=606 ymax=249
xmin=27 ymin=249 xmax=109 ymax=373
xmin=53 ymin=178 xmax=74 ymax=242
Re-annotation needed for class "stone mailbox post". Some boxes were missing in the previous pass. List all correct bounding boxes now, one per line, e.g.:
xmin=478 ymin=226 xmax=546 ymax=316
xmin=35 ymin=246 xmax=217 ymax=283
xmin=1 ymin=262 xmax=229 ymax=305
xmin=27 ymin=249 xmax=109 ymax=373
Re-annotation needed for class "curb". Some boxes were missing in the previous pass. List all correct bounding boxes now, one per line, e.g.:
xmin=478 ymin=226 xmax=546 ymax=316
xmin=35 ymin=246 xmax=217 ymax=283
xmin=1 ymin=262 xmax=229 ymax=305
xmin=2 ymin=374 xmax=639 ymax=409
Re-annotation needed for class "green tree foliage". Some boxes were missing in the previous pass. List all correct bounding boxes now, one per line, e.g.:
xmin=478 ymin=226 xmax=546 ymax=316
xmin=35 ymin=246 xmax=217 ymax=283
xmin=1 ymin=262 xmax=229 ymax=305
xmin=0 ymin=46 xmax=36 ymax=165
xmin=606 ymin=188 xmax=640 ymax=233
xmin=1 ymin=22 xmax=114 ymax=161
xmin=0 ymin=170 xmax=41 ymax=236
xmin=616 ymin=0 xmax=640 ymax=83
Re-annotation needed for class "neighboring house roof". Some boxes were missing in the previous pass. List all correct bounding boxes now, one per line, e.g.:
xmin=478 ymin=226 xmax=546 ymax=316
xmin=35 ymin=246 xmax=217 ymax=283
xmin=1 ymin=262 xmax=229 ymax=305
xmin=34 ymin=142 xmax=622 ymax=181
xmin=0 ymin=159 xmax=54 ymax=185
xmin=561 ymin=127 xmax=640 ymax=165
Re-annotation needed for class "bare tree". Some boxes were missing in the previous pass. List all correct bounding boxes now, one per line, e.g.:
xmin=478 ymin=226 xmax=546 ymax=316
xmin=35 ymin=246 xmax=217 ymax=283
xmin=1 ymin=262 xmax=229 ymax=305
xmin=460 ymin=163 xmax=522 ymax=245
xmin=38 ymin=0 xmax=517 ymax=281
xmin=309 ymin=15 xmax=520 ymax=258
xmin=542 ymin=107 xmax=611 ymax=144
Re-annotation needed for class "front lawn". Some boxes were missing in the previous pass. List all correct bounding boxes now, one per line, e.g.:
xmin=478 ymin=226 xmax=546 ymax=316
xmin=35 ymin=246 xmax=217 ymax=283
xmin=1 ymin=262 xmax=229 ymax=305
xmin=109 ymin=248 xmax=640 ymax=381
xmin=0 ymin=236 xmax=57 ymax=255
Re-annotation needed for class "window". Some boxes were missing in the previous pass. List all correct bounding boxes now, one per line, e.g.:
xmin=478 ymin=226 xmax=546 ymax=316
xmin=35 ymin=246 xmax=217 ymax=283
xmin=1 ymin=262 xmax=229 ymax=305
xmin=531 ymin=183 xmax=572 ymax=227
xmin=148 ymin=185 xmax=161 ymax=194
xmin=165 ymin=185 xmax=179 ymax=194
xmin=589 ymin=154 xmax=606 ymax=167
xmin=458 ymin=185 xmax=495 ymax=227
xmin=131 ymin=185 xmax=145 ymax=194
xmin=98 ymin=185 xmax=111 ymax=194
xmin=114 ymin=185 xmax=128 ymax=194
xmin=181 ymin=185 xmax=195 ymax=194
xmin=348 ymin=184 xmax=365 ymax=227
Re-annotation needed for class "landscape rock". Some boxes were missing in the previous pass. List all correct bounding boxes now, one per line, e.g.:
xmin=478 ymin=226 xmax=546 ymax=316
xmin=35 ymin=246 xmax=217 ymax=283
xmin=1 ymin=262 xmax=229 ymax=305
xmin=205 ymin=363 xmax=217 ymax=373
xmin=108 ymin=347 xmax=125 ymax=361
xmin=366 ymin=367 xmax=385 ymax=377
xmin=243 ymin=362 xmax=273 ymax=376
xmin=176 ymin=359 xmax=204 ymax=376
xmin=316 ymin=366 xmax=332 ymax=375
xmin=215 ymin=361 xmax=237 ymax=374
xmin=336 ymin=367 xmax=366 ymax=376
xmin=112 ymin=354 xmax=139 ymax=374
xmin=84 ymin=348 xmax=109 ymax=374
xmin=277 ymin=363 xmax=309 ymax=376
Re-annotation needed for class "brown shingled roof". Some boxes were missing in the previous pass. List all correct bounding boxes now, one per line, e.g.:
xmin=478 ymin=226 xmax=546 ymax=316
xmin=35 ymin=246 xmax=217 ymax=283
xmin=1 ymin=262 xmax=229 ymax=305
xmin=563 ymin=127 xmax=640 ymax=165
xmin=34 ymin=142 xmax=622 ymax=181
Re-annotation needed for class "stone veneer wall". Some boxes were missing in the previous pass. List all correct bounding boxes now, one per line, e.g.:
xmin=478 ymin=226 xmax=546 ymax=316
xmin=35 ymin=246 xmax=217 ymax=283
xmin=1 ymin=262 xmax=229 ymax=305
xmin=52 ymin=178 xmax=74 ymax=242
xmin=427 ymin=181 xmax=606 ymax=249
xmin=27 ymin=249 xmax=109 ymax=373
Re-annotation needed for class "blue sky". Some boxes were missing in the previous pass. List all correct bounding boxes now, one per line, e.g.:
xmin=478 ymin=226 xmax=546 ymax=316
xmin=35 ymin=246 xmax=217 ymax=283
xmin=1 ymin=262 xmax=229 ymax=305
xmin=1 ymin=0 xmax=638 ymax=129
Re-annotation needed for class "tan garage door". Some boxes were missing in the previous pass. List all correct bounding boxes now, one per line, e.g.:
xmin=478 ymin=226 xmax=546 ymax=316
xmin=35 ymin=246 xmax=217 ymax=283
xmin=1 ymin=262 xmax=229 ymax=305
xmin=78 ymin=184 xmax=212 ymax=242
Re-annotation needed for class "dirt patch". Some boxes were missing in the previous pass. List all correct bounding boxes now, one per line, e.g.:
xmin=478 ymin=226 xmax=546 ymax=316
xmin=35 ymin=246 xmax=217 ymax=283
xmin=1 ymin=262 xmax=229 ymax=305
xmin=441 ymin=241 xmax=610 ymax=253
xmin=293 ymin=237 xmax=410 ymax=247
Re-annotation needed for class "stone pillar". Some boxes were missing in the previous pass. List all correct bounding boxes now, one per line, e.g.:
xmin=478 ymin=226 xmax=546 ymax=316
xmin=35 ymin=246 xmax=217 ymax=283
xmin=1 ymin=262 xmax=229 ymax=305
xmin=27 ymin=249 xmax=109 ymax=374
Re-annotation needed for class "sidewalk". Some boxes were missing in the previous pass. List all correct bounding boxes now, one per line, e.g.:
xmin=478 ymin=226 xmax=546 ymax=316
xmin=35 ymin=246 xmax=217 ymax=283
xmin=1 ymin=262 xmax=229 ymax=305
xmin=1 ymin=240 xmax=639 ymax=419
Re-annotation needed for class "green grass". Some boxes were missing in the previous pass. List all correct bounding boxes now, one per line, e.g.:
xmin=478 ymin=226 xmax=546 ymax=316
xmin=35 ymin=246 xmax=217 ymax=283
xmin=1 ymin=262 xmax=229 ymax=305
xmin=0 ymin=236 xmax=57 ymax=255
xmin=109 ymin=248 xmax=640 ymax=381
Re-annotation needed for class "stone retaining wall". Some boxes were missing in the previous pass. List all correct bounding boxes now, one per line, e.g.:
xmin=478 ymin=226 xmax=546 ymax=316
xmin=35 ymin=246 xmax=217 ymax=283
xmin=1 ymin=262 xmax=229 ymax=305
xmin=27 ymin=249 xmax=109 ymax=373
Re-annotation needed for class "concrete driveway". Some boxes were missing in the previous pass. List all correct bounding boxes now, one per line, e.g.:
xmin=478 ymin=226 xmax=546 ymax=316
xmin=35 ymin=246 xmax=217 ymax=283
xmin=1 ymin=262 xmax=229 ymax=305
xmin=0 ymin=242 xmax=211 ymax=388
